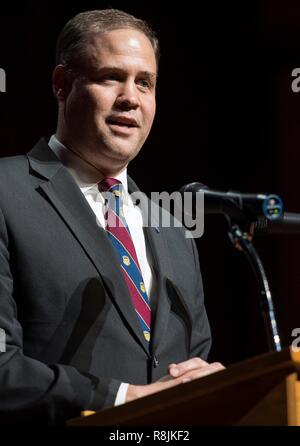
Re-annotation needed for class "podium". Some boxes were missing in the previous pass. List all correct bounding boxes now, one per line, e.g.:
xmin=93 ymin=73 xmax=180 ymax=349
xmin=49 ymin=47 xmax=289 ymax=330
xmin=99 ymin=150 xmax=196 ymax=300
xmin=67 ymin=347 xmax=300 ymax=426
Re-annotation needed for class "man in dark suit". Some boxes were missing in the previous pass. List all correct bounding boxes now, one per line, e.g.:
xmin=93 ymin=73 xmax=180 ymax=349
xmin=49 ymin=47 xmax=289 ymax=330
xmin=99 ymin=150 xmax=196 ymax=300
xmin=0 ymin=9 xmax=223 ymax=424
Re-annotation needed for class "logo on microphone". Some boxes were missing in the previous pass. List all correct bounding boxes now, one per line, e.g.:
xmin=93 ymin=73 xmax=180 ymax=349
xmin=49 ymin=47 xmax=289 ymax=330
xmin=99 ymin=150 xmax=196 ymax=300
xmin=0 ymin=67 xmax=6 ymax=93
xmin=262 ymin=195 xmax=284 ymax=220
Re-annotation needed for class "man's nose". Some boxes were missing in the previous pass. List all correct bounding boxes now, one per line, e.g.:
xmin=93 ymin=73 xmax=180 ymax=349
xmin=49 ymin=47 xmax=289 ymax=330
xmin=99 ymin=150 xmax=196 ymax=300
xmin=115 ymin=81 xmax=139 ymax=110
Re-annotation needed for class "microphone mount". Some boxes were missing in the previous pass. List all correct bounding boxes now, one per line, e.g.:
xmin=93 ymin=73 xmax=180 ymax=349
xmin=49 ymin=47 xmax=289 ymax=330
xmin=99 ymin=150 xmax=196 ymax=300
xmin=180 ymin=182 xmax=283 ymax=353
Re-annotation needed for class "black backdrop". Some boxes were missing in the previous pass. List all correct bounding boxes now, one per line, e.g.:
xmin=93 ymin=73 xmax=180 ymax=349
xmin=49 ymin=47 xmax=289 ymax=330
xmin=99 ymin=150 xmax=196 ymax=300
xmin=1 ymin=0 xmax=300 ymax=366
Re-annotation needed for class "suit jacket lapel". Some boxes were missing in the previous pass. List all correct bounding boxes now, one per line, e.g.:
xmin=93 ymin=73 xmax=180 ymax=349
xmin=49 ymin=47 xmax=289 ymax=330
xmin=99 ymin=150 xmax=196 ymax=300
xmin=127 ymin=177 xmax=172 ymax=356
xmin=27 ymin=138 xmax=150 ymax=355
xmin=144 ymin=227 xmax=172 ymax=356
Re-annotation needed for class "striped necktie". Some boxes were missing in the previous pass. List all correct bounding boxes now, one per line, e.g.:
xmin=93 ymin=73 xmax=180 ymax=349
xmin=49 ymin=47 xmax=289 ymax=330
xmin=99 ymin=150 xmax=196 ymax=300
xmin=99 ymin=178 xmax=151 ymax=343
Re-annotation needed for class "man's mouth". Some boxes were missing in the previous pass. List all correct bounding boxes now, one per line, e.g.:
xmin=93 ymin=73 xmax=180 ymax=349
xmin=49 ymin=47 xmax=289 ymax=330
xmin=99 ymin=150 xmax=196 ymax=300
xmin=106 ymin=115 xmax=139 ymax=128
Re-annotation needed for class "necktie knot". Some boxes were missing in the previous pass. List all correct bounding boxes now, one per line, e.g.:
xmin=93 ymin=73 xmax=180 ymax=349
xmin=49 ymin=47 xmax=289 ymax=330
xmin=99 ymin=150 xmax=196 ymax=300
xmin=99 ymin=179 xmax=123 ymax=211
xmin=98 ymin=178 xmax=122 ymax=195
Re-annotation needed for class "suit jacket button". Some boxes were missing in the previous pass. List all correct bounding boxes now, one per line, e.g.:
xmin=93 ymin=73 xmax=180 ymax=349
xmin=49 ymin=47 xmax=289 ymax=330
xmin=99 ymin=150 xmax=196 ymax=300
xmin=153 ymin=356 xmax=159 ymax=368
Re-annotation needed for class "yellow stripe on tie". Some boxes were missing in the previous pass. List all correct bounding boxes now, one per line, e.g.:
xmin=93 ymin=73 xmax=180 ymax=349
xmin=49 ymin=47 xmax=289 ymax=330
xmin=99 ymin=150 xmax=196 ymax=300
xmin=144 ymin=331 xmax=150 ymax=342
xmin=140 ymin=282 xmax=146 ymax=293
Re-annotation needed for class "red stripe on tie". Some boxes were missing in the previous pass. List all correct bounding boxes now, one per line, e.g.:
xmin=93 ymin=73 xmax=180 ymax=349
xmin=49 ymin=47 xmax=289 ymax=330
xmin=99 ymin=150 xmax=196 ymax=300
xmin=121 ymin=265 xmax=151 ymax=328
xmin=99 ymin=177 xmax=152 ymax=337
xmin=105 ymin=208 xmax=140 ymax=269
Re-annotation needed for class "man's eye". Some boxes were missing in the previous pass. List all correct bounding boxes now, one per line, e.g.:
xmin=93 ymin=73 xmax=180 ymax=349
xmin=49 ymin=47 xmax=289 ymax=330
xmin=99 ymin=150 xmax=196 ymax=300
xmin=137 ymin=79 xmax=152 ymax=89
xmin=93 ymin=73 xmax=121 ymax=83
xmin=103 ymin=73 xmax=121 ymax=81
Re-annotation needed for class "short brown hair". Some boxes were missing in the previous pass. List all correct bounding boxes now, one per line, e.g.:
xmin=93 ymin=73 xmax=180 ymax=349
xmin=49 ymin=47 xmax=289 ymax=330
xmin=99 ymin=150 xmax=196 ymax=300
xmin=55 ymin=9 xmax=160 ymax=72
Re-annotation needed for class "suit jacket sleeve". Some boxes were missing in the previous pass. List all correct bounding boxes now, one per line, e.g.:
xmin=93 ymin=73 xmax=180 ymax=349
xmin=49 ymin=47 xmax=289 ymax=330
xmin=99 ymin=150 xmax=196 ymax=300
xmin=0 ymin=206 xmax=121 ymax=425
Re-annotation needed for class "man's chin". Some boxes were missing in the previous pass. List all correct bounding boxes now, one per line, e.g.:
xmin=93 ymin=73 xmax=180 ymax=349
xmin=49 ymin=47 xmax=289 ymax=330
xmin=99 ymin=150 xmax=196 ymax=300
xmin=104 ymin=142 xmax=141 ymax=162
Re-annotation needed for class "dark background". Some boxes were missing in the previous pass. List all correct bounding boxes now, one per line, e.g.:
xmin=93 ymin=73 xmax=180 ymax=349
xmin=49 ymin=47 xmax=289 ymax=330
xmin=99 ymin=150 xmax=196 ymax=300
xmin=1 ymin=0 xmax=300 ymax=366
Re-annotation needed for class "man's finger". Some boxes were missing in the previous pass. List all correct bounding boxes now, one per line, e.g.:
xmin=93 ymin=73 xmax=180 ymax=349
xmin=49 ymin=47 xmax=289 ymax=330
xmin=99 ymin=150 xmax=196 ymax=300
xmin=168 ymin=357 xmax=209 ymax=377
xmin=178 ymin=362 xmax=225 ymax=382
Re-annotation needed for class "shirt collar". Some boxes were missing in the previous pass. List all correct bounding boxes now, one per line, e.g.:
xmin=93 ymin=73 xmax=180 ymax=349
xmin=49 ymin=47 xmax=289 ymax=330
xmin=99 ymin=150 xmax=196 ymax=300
xmin=48 ymin=134 xmax=129 ymax=202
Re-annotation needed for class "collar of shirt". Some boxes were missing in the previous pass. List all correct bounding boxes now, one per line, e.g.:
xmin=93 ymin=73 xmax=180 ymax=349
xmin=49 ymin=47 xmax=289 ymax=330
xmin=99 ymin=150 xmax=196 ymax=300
xmin=48 ymin=134 xmax=131 ymax=206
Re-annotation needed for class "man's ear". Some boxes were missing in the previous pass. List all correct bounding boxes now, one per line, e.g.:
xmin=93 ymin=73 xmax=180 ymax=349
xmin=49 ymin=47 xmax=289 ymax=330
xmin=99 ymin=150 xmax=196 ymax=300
xmin=52 ymin=64 xmax=73 ymax=101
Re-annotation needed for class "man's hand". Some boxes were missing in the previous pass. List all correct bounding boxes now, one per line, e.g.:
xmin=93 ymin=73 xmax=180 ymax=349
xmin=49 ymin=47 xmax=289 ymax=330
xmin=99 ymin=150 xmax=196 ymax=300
xmin=168 ymin=357 xmax=225 ymax=381
xmin=126 ymin=357 xmax=225 ymax=403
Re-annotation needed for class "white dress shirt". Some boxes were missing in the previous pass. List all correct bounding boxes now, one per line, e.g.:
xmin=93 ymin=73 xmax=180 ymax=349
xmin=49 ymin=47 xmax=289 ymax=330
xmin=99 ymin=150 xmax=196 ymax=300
xmin=48 ymin=135 xmax=155 ymax=406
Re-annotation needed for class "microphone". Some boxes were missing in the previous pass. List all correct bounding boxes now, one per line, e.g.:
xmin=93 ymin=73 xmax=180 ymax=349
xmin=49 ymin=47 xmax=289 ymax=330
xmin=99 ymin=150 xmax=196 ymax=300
xmin=253 ymin=212 xmax=300 ymax=235
xmin=180 ymin=182 xmax=284 ymax=221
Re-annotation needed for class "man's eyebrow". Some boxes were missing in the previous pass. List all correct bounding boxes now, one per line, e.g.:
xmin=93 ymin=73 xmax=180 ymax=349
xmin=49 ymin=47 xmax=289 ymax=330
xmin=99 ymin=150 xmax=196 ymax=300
xmin=93 ymin=66 xmax=157 ymax=80
xmin=139 ymin=71 xmax=158 ymax=81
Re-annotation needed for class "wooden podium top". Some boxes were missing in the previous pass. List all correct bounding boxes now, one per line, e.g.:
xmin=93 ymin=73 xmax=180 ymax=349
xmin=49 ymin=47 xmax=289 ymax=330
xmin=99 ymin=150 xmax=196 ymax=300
xmin=68 ymin=347 xmax=300 ymax=426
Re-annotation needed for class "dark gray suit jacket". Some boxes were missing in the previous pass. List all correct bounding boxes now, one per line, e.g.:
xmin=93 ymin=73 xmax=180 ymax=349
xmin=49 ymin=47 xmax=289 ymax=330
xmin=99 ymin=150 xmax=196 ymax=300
xmin=0 ymin=138 xmax=211 ymax=424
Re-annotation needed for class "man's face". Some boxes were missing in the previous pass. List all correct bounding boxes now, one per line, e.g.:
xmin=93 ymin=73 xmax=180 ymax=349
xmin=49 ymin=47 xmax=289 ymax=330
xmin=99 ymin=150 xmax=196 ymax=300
xmin=61 ymin=28 xmax=157 ymax=173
